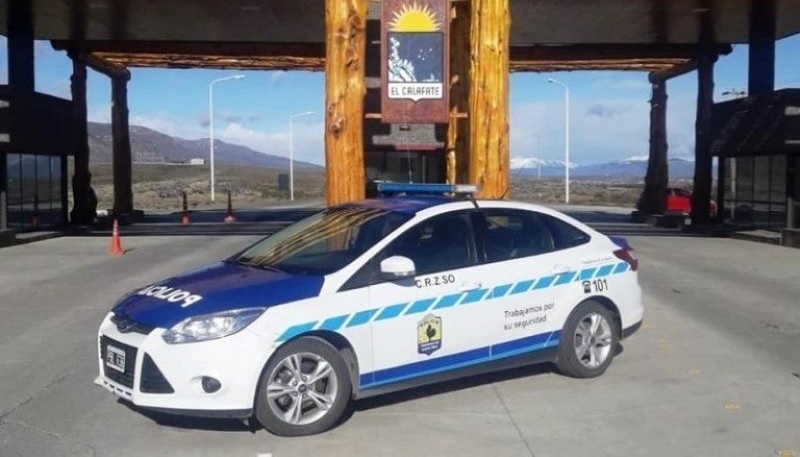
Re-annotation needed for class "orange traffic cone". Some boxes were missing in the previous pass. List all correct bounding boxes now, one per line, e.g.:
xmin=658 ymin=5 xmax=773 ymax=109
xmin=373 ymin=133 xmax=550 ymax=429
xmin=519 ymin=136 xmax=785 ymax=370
xmin=181 ymin=192 xmax=190 ymax=226
xmin=224 ymin=190 xmax=236 ymax=223
xmin=108 ymin=218 xmax=124 ymax=256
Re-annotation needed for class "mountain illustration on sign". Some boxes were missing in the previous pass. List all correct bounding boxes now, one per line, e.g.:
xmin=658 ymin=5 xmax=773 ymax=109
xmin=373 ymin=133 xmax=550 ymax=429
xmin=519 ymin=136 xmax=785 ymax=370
xmin=386 ymin=2 xmax=443 ymax=86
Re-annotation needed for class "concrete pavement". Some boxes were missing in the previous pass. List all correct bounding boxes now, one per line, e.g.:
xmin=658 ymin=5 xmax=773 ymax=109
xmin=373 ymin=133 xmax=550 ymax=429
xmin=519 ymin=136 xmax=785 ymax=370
xmin=0 ymin=217 xmax=798 ymax=457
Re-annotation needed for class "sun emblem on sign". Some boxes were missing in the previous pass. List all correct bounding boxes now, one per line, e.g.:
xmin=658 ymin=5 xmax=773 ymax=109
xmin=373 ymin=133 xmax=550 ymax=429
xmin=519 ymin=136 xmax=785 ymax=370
xmin=389 ymin=2 xmax=441 ymax=32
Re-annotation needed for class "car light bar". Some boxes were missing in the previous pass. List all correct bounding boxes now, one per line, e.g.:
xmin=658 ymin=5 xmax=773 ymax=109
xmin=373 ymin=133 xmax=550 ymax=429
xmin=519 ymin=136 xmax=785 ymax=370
xmin=374 ymin=182 xmax=478 ymax=196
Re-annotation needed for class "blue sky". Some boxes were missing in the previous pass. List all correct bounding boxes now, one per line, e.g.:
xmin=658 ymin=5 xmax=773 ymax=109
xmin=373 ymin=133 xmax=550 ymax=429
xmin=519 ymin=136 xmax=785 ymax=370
xmin=1 ymin=35 xmax=799 ymax=166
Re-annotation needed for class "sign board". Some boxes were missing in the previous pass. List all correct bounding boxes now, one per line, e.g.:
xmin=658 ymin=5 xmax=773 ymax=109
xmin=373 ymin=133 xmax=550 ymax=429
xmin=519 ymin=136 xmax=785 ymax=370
xmin=381 ymin=0 xmax=450 ymax=124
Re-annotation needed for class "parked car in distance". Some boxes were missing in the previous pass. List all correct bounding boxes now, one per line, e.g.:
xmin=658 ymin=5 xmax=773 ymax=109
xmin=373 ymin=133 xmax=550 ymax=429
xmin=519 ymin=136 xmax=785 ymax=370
xmin=635 ymin=187 xmax=717 ymax=219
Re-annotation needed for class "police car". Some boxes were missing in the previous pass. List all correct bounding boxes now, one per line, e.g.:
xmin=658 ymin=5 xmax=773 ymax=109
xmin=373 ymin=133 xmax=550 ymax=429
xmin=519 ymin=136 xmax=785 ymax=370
xmin=96 ymin=183 xmax=643 ymax=436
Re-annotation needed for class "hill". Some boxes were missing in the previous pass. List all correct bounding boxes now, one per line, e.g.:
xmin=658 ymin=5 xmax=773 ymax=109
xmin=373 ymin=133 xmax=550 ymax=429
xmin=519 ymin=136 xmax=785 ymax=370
xmin=87 ymin=122 xmax=322 ymax=171
xmin=511 ymin=157 xmax=706 ymax=180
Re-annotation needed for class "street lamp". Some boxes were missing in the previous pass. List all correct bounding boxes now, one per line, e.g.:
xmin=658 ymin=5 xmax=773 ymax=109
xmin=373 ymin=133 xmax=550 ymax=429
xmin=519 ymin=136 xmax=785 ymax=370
xmin=289 ymin=111 xmax=315 ymax=201
xmin=548 ymin=78 xmax=570 ymax=204
xmin=208 ymin=74 xmax=245 ymax=202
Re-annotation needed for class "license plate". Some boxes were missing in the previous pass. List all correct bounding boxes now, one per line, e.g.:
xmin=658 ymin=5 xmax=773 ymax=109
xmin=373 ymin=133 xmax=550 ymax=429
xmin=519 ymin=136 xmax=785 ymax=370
xmin=105 ymin=345 xmax=126 ymax=373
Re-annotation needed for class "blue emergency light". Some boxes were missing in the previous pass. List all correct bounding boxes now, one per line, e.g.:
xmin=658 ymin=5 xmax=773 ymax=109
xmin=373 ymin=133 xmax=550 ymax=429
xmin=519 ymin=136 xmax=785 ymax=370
xmin=373 ymin=182 xmax=478 ymax=197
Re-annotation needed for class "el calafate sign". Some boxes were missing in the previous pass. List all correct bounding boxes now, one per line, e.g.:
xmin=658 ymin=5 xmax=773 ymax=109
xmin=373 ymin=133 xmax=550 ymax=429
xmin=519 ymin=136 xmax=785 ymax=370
xmin=381 ymin=0 xmax=450 ymax=124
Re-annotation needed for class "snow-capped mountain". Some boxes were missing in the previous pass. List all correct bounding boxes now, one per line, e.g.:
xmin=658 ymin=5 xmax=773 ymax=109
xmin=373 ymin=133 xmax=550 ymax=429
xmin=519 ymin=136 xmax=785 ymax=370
xmin=511 ymin=156 xmax=703 ymax=180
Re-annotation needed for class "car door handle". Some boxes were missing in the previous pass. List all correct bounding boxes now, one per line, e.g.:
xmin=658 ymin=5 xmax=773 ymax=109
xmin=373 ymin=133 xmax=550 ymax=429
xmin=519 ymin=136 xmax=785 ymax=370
xmin=551 ymin=265 xmax=574 ymax=275
xmin=458 ymin=282 xmax=482 ymax=292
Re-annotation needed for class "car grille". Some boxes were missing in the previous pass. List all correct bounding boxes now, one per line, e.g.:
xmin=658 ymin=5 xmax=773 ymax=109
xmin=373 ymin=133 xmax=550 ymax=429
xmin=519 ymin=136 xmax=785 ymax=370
xmin=111 ymin=314 xmax=155 ymax=335
xmin=100 ymin=336 xmax=137 ymax=388
xmin=140 ymin=353 xmax=174 ymax=394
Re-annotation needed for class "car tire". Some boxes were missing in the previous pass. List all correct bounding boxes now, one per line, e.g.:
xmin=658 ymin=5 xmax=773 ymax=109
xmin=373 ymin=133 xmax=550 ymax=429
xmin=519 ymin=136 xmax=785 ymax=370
xmin=255 ymin=337 xmax=352 ymax=436
xmin=555 ymin=301 xmax=618 ymax=378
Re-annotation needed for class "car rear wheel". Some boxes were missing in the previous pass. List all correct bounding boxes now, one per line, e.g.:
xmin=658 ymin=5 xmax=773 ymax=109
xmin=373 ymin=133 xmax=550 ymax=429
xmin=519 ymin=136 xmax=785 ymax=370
xmin=255 ymin=337 xmax=351 ymax=436
xmin=555 ymin=301 xmax=618 ymax=378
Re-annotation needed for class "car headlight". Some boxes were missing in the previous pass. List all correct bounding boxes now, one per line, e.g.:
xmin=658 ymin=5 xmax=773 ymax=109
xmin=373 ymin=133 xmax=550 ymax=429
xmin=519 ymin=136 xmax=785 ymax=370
xmin=162 ymin=308 xmax=265 ymax=344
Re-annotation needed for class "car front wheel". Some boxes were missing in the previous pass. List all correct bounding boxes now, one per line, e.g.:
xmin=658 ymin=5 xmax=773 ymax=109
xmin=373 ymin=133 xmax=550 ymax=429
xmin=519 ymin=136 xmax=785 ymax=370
xmin=555 ymin=301 xmax=618 ymax=378
xmin=255 ymin=337 xmax=352 ymax=436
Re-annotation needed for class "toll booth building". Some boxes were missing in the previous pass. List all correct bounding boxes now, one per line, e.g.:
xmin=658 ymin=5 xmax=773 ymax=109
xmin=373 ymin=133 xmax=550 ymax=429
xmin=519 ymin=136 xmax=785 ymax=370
xmin=714 ymin=89 xmax=800 ymax=230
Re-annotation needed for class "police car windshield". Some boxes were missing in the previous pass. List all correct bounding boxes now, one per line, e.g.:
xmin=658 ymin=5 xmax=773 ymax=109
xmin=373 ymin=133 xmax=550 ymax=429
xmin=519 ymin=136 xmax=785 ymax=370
xmin=233 ymin=206 xmax=411 ymax=275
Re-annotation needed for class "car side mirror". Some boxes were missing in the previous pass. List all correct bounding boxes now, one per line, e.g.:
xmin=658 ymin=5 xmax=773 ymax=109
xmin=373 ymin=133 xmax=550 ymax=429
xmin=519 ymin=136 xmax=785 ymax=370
xmin=380 ymin=256 xmax=416 ymax=280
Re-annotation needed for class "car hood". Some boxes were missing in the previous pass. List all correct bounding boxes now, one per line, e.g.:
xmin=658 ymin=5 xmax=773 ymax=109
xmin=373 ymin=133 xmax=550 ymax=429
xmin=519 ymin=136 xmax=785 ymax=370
xmin=112 ymin=261 xmax=324 ymax=329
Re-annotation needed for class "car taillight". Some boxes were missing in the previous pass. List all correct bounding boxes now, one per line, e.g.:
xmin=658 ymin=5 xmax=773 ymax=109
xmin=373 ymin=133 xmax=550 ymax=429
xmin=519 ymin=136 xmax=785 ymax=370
xmin=613 ymin=248 xmax=639 ymax=271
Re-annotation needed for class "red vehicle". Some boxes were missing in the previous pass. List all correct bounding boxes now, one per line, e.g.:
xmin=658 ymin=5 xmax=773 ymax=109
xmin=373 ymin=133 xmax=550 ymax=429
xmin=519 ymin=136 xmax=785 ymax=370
xmin=664 ymin=187 xmax=717 ymax=217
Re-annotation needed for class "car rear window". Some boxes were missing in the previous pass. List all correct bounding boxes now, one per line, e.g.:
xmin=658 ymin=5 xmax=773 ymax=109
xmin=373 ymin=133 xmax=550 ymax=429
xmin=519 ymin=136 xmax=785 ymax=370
xmin=540 ymin=214 xmax=591 ymax=250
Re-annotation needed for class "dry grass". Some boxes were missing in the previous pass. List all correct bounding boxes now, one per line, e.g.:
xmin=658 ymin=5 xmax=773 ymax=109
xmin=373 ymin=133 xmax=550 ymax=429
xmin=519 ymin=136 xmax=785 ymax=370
xmin=86 ymin=163 xmax=325 ymax=212
xmin=82 ymin=163 xmax=667 ymax=213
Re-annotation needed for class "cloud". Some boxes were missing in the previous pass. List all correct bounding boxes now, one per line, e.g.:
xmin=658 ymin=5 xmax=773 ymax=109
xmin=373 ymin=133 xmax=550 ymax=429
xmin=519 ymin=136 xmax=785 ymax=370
xmin=510 ymin=94 xmax=697 ymax=165
xmin=585 ymin=103 xmax=627 ymax=118
xmin=88 ymin=103 xmax=112 ymax=123
xmin=269 ymin=71 xmax=286 ymax=86
xmin=215 ymin=120 xmax=325 ymax=165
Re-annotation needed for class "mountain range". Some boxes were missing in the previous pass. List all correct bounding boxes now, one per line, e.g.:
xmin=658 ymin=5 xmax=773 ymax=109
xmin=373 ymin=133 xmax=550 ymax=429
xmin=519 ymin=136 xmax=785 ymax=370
xmin=87 ymin=122 xmax=322 ymax=171
xmin=510 ymin=157 xmax=704 ymax=180
xmin=86 ymin=122 xmax=703 ymax=180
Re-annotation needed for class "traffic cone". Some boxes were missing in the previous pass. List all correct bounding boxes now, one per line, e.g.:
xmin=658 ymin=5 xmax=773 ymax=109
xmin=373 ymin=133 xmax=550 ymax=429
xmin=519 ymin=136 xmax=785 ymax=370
xmin=181 ymin=192 xmax=190 ymax=226
xmin=224 ymin=190 xmax=236 ymax=223
xmin=108 ymin=218 xmax=124 ymax=256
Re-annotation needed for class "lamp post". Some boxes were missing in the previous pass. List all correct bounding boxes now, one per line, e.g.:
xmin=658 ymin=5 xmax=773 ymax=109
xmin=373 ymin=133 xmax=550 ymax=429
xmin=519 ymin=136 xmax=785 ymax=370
xmin=548 ymin=78 xmax=570 ymax=204
xmin=208 ymin=74 xmax=245 ymax=202
xmin=289 ymin=111 xmax=315 ymax=201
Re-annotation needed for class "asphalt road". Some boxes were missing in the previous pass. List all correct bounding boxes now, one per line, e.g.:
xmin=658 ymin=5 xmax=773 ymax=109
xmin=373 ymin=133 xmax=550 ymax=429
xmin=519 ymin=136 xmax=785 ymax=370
xmin=0 ymin=213 xmax=798 ymax=457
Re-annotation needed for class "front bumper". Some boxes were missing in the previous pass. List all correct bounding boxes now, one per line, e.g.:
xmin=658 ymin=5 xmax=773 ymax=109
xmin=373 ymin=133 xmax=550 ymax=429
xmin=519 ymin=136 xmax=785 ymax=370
xmin=96 ymin=313 xmax=272 ymax=415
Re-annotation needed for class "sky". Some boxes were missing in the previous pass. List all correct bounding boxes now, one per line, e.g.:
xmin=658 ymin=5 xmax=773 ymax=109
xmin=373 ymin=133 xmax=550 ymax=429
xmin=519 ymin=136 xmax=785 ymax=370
xmin=1 ymin=35 xmax=798 ymax=166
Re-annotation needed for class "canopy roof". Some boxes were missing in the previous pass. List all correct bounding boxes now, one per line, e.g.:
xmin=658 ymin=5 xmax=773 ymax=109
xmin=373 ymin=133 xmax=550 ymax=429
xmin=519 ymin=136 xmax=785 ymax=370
xmin=3 ymin=0 xmax=799 ymax=72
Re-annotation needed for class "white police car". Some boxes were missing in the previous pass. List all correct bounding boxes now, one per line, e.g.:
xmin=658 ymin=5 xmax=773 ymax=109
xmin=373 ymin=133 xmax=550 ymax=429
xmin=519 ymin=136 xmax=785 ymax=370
xmin=96 ymin=184 xmax=643 ymax=436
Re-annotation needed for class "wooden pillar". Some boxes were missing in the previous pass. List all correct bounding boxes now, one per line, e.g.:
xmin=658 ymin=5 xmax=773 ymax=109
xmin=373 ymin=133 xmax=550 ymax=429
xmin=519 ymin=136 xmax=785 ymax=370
xmin=111 ymin=71 xmax=134 ymax=217
xmin=748 ymin=0 xmax=776 ymax=96
xmin=7 ymin=0 xmax=34 ymax=92
xmin=468 ymin=0 xmax=510 ymax=198
xmin=68 ymin=54 xmax=96 ymax=224
xmin=324 ymin=0 xmax=367 ymax=206
xmin=447 ymin=1 xmax=470 ymax=185
xmin=640 ymin=78 xmax=669 ymax=214
xmin=691 ymin=55 xmax=715 ymax=225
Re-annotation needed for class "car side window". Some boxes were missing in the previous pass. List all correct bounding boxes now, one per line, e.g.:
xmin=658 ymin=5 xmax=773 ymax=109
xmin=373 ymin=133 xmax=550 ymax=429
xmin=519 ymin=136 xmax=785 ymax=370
xmin=480 ymin=209 xmax=555 ymax=262
xmin=539 ymin=214 xmax=591 ymax=250
xmin=341 ymin=211 xmax=476 ymax=290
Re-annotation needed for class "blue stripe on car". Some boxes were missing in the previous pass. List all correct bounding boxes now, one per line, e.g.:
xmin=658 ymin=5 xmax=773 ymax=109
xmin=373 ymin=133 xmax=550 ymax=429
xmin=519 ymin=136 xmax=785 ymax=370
xmin=510 ymin=280 xmax=534 ymax=295
xmin=347 ymin=309 xmax=379 ymax=327
xmin=533 ymin=275 xmax=555 ymax=289
xmin=319 ymin=315 xmax=349 ymax=331
xmin=405 ymin=298 xmax=437 ymax=315
xmin=433 ymin=293 xmax=463 ymax=309
xmin=595 ymin=264 xmax=614 ymax=278
xmin=275 ymin=262 xmax=626 ymax=341
xmin=360 ymin=330 xmax=561 ymax=388
xmin=489 ymin=283 xmax=513 ymax=299
xmin=461 ymin=288 xmax=489 ymax=304
xmin=375 ymin=303 xmax=408 ymax=320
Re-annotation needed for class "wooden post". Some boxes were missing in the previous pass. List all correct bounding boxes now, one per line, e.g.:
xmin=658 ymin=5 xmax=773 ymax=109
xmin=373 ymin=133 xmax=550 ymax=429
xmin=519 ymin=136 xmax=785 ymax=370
xmin=112 ymin=70 xmax=134 ymax=217
xmin=691 ymin=54 xmax=714 ymax=225
xmin=324 ymin=0 xmax=367 ymax=206
xmin=7 ymin=0 xmax=34 ymax=92
xmin=68 ymin=54 xmax=95 ymax=224
xmin=640 ymin=78 xmax=668 ymax=214
xmin=748 ymin=0 xmax=776 ymax=96
xmin=468 ymin=0 xmax=510 ymax=198
xmin=447 ymin=1 xmax=470 ymax=185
